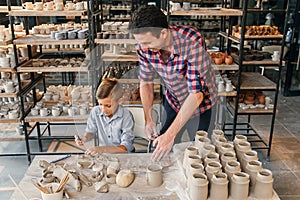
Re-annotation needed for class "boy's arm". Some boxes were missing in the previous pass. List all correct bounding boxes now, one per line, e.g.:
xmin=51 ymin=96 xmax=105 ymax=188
xmin=85 ymin=145 xmax=128 ymax=155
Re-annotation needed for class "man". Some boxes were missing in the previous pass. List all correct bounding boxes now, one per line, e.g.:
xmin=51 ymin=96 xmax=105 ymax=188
xmin=128 ymin=5 xmax=217 ymax=161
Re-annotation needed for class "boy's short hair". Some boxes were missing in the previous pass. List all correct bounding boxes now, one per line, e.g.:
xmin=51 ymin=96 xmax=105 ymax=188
xmin=96 ymin=78 xmax=123 ymax=101
xmin=128 ymin=5 xmax=168 ymax=38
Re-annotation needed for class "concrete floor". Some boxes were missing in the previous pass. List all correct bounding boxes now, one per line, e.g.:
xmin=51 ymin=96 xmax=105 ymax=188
xmin=0 ymin=94 xmax=300 ymax=199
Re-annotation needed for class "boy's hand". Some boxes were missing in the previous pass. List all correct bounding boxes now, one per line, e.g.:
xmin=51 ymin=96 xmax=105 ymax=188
xmin=74 ymin=135 xmax=84 ymax=146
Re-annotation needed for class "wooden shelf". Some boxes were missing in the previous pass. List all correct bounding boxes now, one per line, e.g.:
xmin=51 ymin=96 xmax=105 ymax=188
xmin=13 ymin=35 xmax=87 ymax=45
xmin=231 ymin=54 xmax=280 ymax=66
xmin=42 ymin=48 xmax=85 ymax=53
xmin=24 ymin=114 xmax=89 ymax=123
xmin=0 ymin=39 xmax=13 ymax=46
xmin=17 ymin=59 xmax=89 ymax=72
xmin=0 ymin=6 xmax=22 ymax=13
xmin=219 ymin=31 xmax=283 ymax=43
xmin=228 ymin=101 xmax=277 ymax=115
xmin=95 ymin=39 xmax=137 ymax=45
xmin=170 ymin=8 xmax=242 ymax=16
xmin=101 ymin=51 xmax=138 ymax=62
xmin=0 ymin=92 xmax=19 ymax=98
xmin=0 ymin=67 xmax=16 ymax=72
xmin=9 ymin=9 xmax=87 ymax=17
xmin=212 ymin=63 xmax=239 ymax=71
xmin=109 ymin=8 xmax=131 ymax=11
xmin=218 ymin=91 xmax=237 ymax=97
xmin=232 ymin=72 xmax=277 ymax=90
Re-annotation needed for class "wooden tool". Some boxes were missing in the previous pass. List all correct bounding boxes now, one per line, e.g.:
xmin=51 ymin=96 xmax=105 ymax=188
xmin=56 ymin=174 xmax=69 ymax=193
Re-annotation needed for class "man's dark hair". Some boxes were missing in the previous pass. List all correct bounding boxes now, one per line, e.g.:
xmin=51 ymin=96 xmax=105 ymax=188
xmin=128 ymin=5 xmax=168 ymax=38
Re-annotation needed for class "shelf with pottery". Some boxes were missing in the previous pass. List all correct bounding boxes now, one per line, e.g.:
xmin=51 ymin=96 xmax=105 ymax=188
xmin=101 ymin=51 xmax=138 ymax=62
xmin=231 ymin=72 xmax=277 ymax=91
xmin=8 ymin=9 xmax=87 ymax=17
xmin=218 ymin=91 xmax=237 ymax=97
xmin=227 ymin=101 xmax=278 ymax=115
xmin=0 ymin=39 xmax=13 ymax=46
xmin=0 ymin=6 xmax=22 ymax=13
xmin=95 ymin=39 xmax=137 ymax=45
xmin=13 ymin=35 xmax=87 ymax=46
xmin=170 ymin=8 xmax=243 ymax=16
xmin=24 ymin=112 xmax=89 ymax=123
xmin=230 ymin=55 xmax=281 ymax=66
xmin=42 ymin=47 xmax=85 ymax=54
xmin=17 ymin=65 xmax=89 ymax=73
xmin=219 ymin=32 xmax=283 ymax=43
xmin=212 ymin=63 xmax=239 ymax=71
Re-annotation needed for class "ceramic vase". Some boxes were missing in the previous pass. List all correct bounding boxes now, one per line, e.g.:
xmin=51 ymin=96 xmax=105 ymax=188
xmin=211 ymin=129 xmax=225 ymax=145
xmin=205 ymin=161 xmax=222 ymax=181
xmin=185 ymin=154 xmax=202 ymax=177
xmin=235 ymin=141 xmax=252 ymax=161
xmin=194 ymin=130 xmax=208 ymax=142
xmin=241 ymin=150 xmax=258 ymax=171
xmin=221 ymin=151 xmax=237 ymax=168
xmin=201 ymin=144 xmax=216 ymax=158
xmin=188 ymin=173 xmax=208 ymax=200
xmin=254 ymin=169 xmax=274 ymax=199
xmin=219 ymin=142 xmax=235 ymax=156
xmin=224 ymin=160 xmax=241 ymax=180
xmin=214 ymin=136 xmax=228 ymax=153
xmin=195 ymin=137 xmax=211 ymax=156
xmin=183 ymin=146 xmax=199 ymax=171
xmin=244 ymin=160 xmax=263 ymax=189
xmin=233 ymin=134 xmax=248 ymax=149
xmin=210 ymin=172 xmax=229 ymax=200
xmin=204 ymin=152 xmax=220 ymax=167
xmin=230 ymin=172 xmax=250 ymax=200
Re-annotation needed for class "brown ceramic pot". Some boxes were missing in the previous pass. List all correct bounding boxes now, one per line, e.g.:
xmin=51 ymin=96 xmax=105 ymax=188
xmin=225 ymin=55 xmax=233 ymax=65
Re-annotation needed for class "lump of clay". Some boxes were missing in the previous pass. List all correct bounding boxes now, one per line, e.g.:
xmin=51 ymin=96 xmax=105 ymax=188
xmin=92 ymin=163 xmax=104 ymax=172
xmin=107 ymin=161 xmax=120 ymax=175
xmin=39 ymin=160 xmax=50 ymax=169
xmin=77 ymin=161 xmax=94 ymax=169
xmin=94 ymin=181 xmax=109 ymax=193
xmin=116 ymin=169 xmax=135 ymax=188
xmin=91 ymin=171 xmax=104 ymax=182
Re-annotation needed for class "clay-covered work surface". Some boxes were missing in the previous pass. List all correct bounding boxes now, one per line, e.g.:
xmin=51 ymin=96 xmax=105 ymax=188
xmin=10 ymin=153 xmax=180 ymax=200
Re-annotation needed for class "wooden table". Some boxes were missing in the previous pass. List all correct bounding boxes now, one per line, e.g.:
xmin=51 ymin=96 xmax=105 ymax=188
xmin=10 ymin=153 xmax=181 ymax=200
xmin=10 ymin=143 xmax=281 ymax=200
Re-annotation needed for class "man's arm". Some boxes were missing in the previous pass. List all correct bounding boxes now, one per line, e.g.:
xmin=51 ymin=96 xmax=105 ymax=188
xmin=152 ymin=92 xmax=204 ymax=161
xmin=140 ymin=80 xmax=158 ymax=140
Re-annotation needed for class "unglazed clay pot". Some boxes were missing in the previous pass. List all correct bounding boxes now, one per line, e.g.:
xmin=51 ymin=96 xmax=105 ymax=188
xmin=221 ymin=151 xmax=237 ymax=168
xmin=254 ymin=169 xmax=274 ymax=199
xmin=183 ymin=146 xmax=199 ymax=170
xmin=230 ymin=172 xmax=250 ymax=200
xmin=214 ymin=56 xmax=223 ymax=65
xmin=244 ymin=160 xmax=263 ymax=189
xmin=195 ymin=137 xmax=211 ymax=153
xmin=211 ymin=129 xmax=225 ymax=145
xmin=188 ymin=173 xmax=208 ymax=200
xmin=233 ymin=135 xmax=248 ymax=149
xmin=210 ymin=172 xmax=229 ymax=200
xmin=219 ymin=143 xmax=235 ymax=157
xmin=194 ymin=130 xmax=208 ymax=142
xmin=201 ymin=144 xmax=216 ymax=158
xmin=235 ymin=141 xmax=252 ymax=161
xmin=240 ymin=150 xmax=258 ymax=171
xmin=204 ymin=152 xmax=220 ymax=167
xmin=224 ymin=160 xmax=241 ymax=180
xmin=205 ymin=161 xmax=222 ymax=181
xmin=186 ymin=154 xmax=202 ymax=176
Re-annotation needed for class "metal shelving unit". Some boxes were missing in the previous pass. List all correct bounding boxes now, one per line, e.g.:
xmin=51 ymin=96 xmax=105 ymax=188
xmin=221 ymin=0 xmax=290 ymax=158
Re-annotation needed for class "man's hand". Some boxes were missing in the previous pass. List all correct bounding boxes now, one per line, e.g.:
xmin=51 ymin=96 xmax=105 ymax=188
xmin=151 ymin=133 xmax=175 ymax=161
xmin=145 ymin=121 xmax=158 ymax=140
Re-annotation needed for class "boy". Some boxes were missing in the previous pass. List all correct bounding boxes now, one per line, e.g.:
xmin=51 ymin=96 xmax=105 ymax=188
xmin=75 ymin=78 xmax=135 ymax=155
